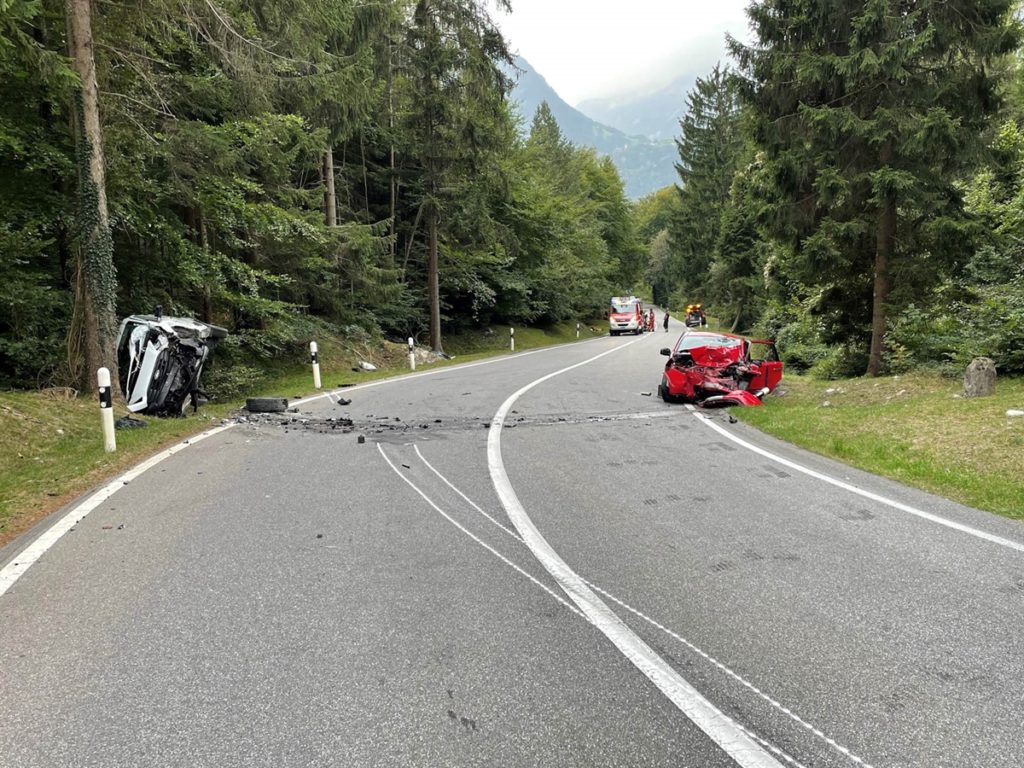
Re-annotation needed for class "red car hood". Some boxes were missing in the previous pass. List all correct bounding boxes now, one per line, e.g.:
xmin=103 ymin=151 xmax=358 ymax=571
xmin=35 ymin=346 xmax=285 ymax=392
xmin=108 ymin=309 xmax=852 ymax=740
xmin=685 ymin=345 xmax=742 ymax=368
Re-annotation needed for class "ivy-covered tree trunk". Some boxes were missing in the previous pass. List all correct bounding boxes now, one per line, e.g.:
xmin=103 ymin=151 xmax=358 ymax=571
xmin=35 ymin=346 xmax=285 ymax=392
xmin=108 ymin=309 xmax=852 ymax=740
xmin=66 ymin=0 xmax=118 ymax=394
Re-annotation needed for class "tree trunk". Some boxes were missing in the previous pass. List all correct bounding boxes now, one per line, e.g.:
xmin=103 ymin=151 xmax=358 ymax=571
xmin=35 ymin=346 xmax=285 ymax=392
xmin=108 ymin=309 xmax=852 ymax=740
xmin=323 ymin=147 xmax=337 ymax=227
xmin=199 ymin=210 xmax=212 ymax=323
xmin=427 ymin=207 xmax=443 ymax=353
xmin=66 ymin=0 xmax=118 ymax=395
xmin=867 ymin=194 xmax=895 ymax=377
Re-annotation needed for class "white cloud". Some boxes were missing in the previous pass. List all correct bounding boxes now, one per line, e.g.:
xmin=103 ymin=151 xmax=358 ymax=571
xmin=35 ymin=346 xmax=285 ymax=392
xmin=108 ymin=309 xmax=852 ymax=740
xmin=494 ymin=0 xmax=752 ymax=104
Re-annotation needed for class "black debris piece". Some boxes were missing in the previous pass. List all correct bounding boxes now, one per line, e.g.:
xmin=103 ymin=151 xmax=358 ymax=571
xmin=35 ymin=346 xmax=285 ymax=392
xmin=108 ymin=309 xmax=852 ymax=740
xmin=115 ymin=415 xmax=148 ymax=430
xmin=336 ymin=397 xmax=352 ymax=406
xmin=357 ymin=435 xmax=366 ymax=444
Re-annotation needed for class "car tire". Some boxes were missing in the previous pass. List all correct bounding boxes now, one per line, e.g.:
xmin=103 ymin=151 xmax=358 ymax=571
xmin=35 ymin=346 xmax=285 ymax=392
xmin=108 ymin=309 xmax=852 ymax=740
xmin=246 ymin=396 xmax=289 ymax=413
xmin=659 ymin=383 xmax=671 ymax=403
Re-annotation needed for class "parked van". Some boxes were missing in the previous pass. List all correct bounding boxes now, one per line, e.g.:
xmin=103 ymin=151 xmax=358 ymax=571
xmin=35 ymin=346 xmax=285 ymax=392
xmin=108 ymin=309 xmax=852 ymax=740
xmin=609 ymin=296 xmax=644 ymax=336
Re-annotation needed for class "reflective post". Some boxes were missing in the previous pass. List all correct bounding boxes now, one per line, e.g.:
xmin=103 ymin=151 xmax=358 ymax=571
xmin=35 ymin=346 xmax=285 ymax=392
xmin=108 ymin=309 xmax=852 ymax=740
xmin=408 ymin=337 xmax=416 ymax=371
xmin=510 ymin=327 xmax=515 ymax=352
xmin=576 ymin=322 xmax=580 ymax=339
xmin=310 ymin=341 xmax=322 ymax=389
xmin=97 ymin=367 xmax=116 ymax=453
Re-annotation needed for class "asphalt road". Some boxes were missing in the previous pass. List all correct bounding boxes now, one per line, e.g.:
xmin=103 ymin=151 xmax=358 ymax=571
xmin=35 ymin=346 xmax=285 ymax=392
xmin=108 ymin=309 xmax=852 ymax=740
xmin=3 ymin=315 xmax=1023 ymax=768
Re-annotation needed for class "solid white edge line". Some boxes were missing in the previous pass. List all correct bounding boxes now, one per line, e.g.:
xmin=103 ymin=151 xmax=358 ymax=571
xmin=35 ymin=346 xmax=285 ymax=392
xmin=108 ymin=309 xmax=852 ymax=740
xmin=376 ymin=444 xmax=582 ymax=618
xmin=0 ymin=424 xmax=235 ymax=597
xmin=690 ymin=411 xmax=1024 ymax=555
xmin=414 ymin=444 xmax=875 ymax=768
xmin=486 ymin=336 xmax=786 ymax=768
xmin=0 ymin=334 xmax=614 ymax=597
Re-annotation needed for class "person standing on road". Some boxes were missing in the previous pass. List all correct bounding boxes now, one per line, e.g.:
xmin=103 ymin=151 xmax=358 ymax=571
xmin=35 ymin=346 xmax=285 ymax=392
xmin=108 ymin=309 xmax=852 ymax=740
xmin=663 ymin=310 xmax=670 ymax=333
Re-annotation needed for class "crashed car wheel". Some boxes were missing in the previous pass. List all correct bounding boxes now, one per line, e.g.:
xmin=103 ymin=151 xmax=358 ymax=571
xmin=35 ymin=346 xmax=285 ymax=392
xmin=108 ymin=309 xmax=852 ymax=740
xmin=658 ymin=383 xmax=671 ymax=403
xmin=246 ymin=396 xmax=289 ymax=413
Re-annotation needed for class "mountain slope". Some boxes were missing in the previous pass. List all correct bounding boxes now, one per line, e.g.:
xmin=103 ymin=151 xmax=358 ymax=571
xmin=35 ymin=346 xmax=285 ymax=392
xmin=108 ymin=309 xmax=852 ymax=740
xmin=507 ymin=57 xmax=676 ymax=199
xmin=577 ymin=74 xmax=693 ymax=142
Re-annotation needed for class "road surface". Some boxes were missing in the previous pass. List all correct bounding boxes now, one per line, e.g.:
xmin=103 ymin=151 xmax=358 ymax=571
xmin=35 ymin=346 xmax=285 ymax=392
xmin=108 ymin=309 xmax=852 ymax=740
xmin=3 ymin=315 xmax=1023 ymax=767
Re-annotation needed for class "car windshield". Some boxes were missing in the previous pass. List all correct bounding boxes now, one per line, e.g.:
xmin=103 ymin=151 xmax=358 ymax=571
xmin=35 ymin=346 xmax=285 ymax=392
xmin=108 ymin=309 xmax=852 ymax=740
xmin=678 ymin=334 xmax=741 ymax=351
xmin=611 ymin=304 xmax=636 ymax=314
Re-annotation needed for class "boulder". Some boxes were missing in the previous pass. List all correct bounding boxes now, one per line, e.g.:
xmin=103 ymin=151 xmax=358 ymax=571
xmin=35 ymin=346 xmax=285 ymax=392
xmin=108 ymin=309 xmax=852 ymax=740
xmin=963 ymin=357 xmax=996 ymax=398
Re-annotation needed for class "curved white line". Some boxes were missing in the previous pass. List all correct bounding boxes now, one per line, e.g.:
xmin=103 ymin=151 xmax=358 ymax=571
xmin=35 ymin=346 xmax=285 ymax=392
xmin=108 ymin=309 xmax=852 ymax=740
xmin=690 ymin=410 xmax=1024 ymax=554
xmin=377 ymin=444 xmax=582 ymax=618
xmin=0 ymin=335 xmax=615 ymax=596
xmin=485 ymin=338 xmax=785 ymax=768
xmin=0 ymin=424 xmax=234 ymax=597
xmin=414 ymin=445 xmax=876 ymax=768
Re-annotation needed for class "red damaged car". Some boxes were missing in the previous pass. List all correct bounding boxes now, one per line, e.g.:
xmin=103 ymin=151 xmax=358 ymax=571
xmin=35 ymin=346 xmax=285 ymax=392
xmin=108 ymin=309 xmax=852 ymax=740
xmin=658 ymin=331 xmax=783 ymax=407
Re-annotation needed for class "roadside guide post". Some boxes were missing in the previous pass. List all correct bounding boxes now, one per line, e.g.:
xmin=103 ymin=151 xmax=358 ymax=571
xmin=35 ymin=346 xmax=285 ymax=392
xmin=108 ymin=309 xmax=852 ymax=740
xmin=310 ymin=341 xmax=322 ymax=389
xmin=576 ymin=322 xmax=581 ymax=339
xmin=408 ymin=337 xmax=416 ymax=371
xmin=510 ymin=327 xmax=515 ymax=352
xmin=97 ymin=367 xmax=116 ymax=453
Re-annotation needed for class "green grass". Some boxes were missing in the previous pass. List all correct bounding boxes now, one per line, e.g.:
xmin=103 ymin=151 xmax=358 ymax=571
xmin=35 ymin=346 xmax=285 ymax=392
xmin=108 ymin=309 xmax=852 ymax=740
xmin=0 ymin=321 xmax=605 ymax=549
xmin=736 ymin=373 xmax=1024 ymax=519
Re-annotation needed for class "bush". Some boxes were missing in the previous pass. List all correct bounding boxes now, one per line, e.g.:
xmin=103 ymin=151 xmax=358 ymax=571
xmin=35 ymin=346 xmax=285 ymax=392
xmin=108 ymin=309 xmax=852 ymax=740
xmin=809 ymin=343 xmax=869 ymax=380
xmin=203 ymin=364 xmax=266 ymax=401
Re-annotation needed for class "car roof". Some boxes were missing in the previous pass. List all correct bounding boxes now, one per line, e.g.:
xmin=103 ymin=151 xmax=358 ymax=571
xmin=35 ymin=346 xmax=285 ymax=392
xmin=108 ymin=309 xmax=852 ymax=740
xmin=681 ymin=330 xmax=775 ymax=343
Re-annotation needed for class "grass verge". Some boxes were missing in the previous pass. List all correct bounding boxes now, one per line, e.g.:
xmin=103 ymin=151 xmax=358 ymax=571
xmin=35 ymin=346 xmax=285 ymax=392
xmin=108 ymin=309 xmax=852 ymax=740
xmin=0 ymin=321 xmax=606 ymax=550
xmin=737 ymin=373 xmax=1024 ymax=519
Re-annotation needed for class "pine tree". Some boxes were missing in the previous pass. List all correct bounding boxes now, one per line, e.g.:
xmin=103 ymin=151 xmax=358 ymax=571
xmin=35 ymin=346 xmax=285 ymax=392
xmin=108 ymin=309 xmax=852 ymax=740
xmin=732 ymin=0 xmax=1020 ymax=375
xmin=670 ymin=64 xmax=744 ymax=302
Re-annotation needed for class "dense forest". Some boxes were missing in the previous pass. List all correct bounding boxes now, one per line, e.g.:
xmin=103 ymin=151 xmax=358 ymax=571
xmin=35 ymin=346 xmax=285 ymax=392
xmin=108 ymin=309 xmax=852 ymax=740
xmin=646 ymin=0 xmax=1024 ymax=379
xmin=0 ymin=0 xmax=642 ymax=391
xmin=4 ymin=0 xmax=1024 ymax=395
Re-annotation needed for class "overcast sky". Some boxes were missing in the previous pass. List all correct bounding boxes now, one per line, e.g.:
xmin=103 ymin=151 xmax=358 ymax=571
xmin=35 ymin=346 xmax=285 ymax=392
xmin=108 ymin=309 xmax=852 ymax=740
xmin=493 ymin=0 xmax=752 ymax=105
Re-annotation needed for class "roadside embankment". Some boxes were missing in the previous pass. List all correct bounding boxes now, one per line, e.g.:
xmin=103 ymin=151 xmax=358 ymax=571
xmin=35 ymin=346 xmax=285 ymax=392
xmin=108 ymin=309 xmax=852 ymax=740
xmin=737 ymin=373 xmax=1024 ymax=519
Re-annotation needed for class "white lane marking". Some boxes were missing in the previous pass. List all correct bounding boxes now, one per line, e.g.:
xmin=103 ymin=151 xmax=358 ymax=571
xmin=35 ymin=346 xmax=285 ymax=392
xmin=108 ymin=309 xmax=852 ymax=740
xmin=0 ymin=336 xmax=616 ymax=596
xmin=486 ymin=338 xmax=786 ymax=768
xmin=0 ymin=424 xmax=235 ymax=597
xmin=376 ymin=444 xmax=582 ymax=618
xmin=689 ymin=410 xmax=1024 ymax=555
xmin=292 ymin=334 xmax=612 ymax=408
xmin=415 ymin=444 xmax=876 ymax=768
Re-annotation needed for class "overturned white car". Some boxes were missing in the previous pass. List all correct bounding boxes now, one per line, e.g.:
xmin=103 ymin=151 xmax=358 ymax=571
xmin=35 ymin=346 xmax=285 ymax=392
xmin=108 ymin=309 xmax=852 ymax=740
xmin=116 ymin=312 xmax=227 ymax=415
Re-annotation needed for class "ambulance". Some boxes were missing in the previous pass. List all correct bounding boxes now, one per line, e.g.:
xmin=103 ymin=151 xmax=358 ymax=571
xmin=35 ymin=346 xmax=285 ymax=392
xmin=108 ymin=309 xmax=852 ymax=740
xmin=608 ymin=296 xmax=645 ymax=336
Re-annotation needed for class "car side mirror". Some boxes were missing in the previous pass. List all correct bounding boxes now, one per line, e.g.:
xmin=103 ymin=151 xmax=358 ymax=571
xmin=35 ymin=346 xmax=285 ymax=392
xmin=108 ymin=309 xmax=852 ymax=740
xmin=660 ymin=347 xmax=671 ymax=356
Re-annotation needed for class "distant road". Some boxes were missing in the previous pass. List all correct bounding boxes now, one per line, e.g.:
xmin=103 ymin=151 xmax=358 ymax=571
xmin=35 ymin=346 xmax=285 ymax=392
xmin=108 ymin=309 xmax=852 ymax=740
xmin=3 ymin=314 xmax=1023 ymax=767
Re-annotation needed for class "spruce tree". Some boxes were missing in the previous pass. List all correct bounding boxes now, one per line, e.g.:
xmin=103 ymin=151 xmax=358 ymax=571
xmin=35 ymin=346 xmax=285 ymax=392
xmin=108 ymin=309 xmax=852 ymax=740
xmin=732 ymin=0 xmax=1020 ymax=375
xmin=670 ymin=64 xmax=744 ymax=303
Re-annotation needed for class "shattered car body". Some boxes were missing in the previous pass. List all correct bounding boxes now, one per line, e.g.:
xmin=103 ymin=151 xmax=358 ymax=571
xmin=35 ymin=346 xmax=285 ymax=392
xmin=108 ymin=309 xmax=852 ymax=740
xmin=116 ymin=314 xmax=227 ymax=415
xmin=658 ymin=331 xmax=783 ymax=407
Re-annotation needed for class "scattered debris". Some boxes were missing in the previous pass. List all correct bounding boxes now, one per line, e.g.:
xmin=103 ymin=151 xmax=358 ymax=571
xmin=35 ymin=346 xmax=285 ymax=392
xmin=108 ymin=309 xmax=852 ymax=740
xmin=115 ymin=415 xmax=147 ymax=430
xmin=336 ymin=397 xmax=352 ymax=406
xmin=357 ymin=435 xmax=366 ymax=444
xmin=358 ymin=361 xmax=377 ymax=371
xmin=316 ymin=534 xmax=324 ymax=539
xmin=728 ymin=415 xmax=738 ymax=424
xmin=821 ymin=400 xmax=832 ymax=408
xmin=640 ymin=391 xmax=652 ymax=396
xmin=1007 ymin=409 xmax=1024 ymax=418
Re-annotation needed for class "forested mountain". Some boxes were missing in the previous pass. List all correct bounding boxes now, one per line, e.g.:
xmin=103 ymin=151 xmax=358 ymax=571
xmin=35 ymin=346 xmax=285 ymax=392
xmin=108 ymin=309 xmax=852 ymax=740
xmin=0 ymin=0 xmax=643 ymax=391
xmin=507 ymin=57 xmax=676 ymax=199
xmin=577 ymin=73 xmax=696 ymax=142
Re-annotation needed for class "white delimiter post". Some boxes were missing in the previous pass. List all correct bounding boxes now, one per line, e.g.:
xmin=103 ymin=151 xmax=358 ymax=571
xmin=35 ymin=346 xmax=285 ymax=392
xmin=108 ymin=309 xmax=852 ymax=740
xmin=310 ymin=341 xmax=322 ymax=389
xmin=576 ymin=322 xmax=581 ymax=339
xmin=408 ymin=337 xmax=416 ymax=371
xmin=510 ymin=327 xmax=515 ymax=352
xmin=97 ymin=367 xmax=116 ymax=453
